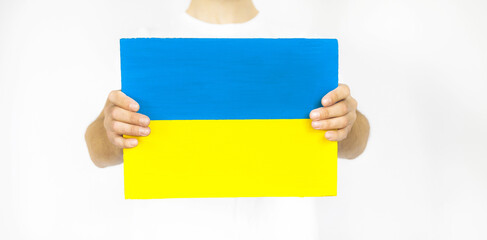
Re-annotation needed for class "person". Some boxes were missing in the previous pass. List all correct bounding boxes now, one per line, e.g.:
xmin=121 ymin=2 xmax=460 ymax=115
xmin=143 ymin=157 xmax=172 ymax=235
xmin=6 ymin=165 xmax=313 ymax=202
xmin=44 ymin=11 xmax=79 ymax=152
xmin=84 ymin=0 xmax=370 ymax=239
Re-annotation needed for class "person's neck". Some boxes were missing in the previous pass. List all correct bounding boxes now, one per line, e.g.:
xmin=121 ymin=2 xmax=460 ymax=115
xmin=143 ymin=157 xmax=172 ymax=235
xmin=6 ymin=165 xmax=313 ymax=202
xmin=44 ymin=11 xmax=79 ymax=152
xmin=186 ymin=0 xmax=259 ymax=24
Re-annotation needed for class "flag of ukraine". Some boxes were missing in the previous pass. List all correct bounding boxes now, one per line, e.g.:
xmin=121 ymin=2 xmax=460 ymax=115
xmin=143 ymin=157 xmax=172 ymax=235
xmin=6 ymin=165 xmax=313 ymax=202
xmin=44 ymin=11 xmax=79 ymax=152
xmin=121 ymin=38 xmax=338 ymax=199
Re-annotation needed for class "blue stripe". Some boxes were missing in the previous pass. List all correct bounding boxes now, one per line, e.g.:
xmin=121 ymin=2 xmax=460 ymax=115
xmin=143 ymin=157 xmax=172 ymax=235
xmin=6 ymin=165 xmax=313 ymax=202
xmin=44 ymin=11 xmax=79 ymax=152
xmin=121 ymin=38 xmax=338 ymax=120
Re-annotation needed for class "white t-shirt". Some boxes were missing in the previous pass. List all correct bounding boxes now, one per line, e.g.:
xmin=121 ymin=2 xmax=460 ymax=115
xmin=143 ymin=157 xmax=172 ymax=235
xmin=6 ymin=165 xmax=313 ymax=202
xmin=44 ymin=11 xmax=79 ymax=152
xmin=126 ymin=11 xmax=338 ymax=240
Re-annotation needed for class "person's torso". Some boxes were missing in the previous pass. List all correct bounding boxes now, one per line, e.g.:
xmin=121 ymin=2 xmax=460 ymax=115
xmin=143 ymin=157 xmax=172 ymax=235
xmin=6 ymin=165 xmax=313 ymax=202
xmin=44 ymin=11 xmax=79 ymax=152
xmin=123 ymin=5 xmax=342 ymax=239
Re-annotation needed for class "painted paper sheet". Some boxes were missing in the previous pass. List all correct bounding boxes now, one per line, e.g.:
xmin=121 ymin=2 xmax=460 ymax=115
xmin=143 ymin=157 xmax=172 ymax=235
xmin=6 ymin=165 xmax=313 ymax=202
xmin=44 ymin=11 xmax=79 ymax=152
xmin=121 ymin=38 xmax=338 ymax=199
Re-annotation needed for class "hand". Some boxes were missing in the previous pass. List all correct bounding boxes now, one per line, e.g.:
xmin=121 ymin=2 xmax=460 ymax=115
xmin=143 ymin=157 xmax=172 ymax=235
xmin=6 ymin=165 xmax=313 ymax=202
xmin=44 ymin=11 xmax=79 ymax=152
xmin=309 ymin=84 xmax=358 ymax=141
xmin=103 ymin=90 xmax=150 ymax=148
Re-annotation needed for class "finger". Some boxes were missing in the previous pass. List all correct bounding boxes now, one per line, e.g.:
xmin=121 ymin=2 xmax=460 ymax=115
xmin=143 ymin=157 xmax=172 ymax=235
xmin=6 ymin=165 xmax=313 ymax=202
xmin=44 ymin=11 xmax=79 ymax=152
xmin=311 ymin=116 xmax=350 ymax=130
xmin=108 ymin=90 xmax=139 ymax=112
xmin=110 ymin=121 xmax=151 ymax=137
xmin=112 ymin=135 xmax=138 ymax=149
xmin=111 ymin=106 xmax=150 ymax=127
xmin=321 ymin=84 xmax=350 ymax=107
xmin=325 ymin=125 xmax=352 ymax=141
xmin=310 ymin=101 xmax=350 ymax=120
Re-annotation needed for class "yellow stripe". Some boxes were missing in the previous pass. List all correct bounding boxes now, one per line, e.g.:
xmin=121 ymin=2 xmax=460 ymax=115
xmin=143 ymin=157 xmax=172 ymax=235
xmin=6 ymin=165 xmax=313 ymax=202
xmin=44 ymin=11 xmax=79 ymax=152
xmin=124 ymin=119 xmax=337 ymax=199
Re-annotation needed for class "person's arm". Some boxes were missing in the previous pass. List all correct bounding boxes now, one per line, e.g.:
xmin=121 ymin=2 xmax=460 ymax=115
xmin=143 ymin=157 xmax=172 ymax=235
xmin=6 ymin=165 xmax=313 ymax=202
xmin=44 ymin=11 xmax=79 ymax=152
xmin=309 ymin=84 xmax=370 ymax=159
xmin=85 ymin=90 xmax=151 ymax=168
xmin=337 ymin=110 xmax=369 ymax=159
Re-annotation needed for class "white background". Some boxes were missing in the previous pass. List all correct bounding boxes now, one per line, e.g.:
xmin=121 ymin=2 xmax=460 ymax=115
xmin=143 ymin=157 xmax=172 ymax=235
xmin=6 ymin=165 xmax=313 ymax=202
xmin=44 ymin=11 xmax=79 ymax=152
xmin=1 ymin=0 xmax=487 ymax=239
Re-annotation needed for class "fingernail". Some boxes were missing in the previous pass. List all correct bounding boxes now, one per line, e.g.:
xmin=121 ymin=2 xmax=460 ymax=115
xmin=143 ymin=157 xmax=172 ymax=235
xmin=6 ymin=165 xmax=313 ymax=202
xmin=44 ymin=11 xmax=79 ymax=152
xmin=322 ymin=98 xmax=330 ymax=106
xmin=311 ymin=121 xmax=320 ymax=129
xmin=128 ymin=139 xmax=138 ymax=147
xmin=140 ymin=117 xmax=150 ymax=125
xmin=130 ymin=103 xmax=139 ymax=111
xmin=140 ymin=128 xmax=150 ymax=136
xmin=325 ymin=131 xmax=334 ymax=140
xmin=310 ymin=111 xmax=320 ymax=119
